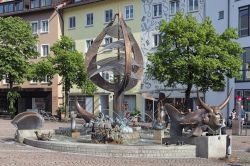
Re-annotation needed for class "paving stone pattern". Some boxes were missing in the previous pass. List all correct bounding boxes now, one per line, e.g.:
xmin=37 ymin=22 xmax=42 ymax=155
xmin=0 ymin=119 xmax=250 ymax=166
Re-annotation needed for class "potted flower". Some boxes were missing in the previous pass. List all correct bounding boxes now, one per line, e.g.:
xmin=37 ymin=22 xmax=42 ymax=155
xmin=130 ymin=109 xmax=140 ymax=122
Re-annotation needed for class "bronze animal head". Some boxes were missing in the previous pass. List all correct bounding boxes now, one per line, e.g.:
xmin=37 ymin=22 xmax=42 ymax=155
xmin=165 ymin=89 xmax=232 ymax=137
xmin=197 ymin=89 xmax=232 ymax=130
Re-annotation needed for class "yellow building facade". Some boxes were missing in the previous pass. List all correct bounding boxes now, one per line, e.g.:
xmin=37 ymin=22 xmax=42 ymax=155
xmin=63 ymin=0 xmax=142 ymax=117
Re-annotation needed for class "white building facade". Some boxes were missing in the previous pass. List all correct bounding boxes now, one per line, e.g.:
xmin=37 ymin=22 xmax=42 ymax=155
xmin=140 ymin=0 xmax=207 ymax=120
xmin=140 ymin=0 xmax=249 ymax=119
xmin=206 ymin=0 xmax=250 ymax=118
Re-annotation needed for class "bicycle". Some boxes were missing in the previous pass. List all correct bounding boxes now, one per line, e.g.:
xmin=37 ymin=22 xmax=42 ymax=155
xmin=38 ymin=109 xmax=58 ymax=121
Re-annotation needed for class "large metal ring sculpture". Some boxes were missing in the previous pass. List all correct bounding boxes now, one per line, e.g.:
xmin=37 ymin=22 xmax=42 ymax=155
xmin=85 ymin=13 xmax=144 ymax=116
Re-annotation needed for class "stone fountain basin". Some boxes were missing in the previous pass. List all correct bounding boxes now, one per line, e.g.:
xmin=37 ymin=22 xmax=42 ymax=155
xmin=17 ymin=129 xmax=196 ymax=158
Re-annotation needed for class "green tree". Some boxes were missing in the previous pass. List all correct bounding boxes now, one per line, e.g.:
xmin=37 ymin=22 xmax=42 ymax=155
xmin=147 ymin=12 xmax=243 ymax=110
xmin=0 ymin=17 xmax=38 ymax=117
xmin=31 ymin=36 xmax=96 ymax=120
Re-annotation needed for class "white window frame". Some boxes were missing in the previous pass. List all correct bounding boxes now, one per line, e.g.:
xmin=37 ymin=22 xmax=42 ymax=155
xmin=104 ymin=9 xmax=113 ymax=23
xmin=188 ymin=0 xmax=199 ymax=12
xmin=124 ymin=5 xmax=134 ymax=20
xmin=31 ymin=21 xmax=38 ymax=34
xmin=30 ymin=78 xmax=38 ymax=84
xmin=68 ymin=16 xmax=76 ymax=29
xmin=40 ymin=20 xmax=49 ymax=33
xmin=102 ymin=72 xmax=110 ymax=81
xmin=41 ymin=44 xmax=49 ymax=57
xmin=2 ymin=75 xmax=8 ymax=85
xmin=153 ymin=3 xmax=162 ymax=18
xmin=85 ymin=13 xmax=93 ymax=26
xmin=41 ymin=75 xmax=50 ymax=83
xmin=170 ymin=1 xmax=180 ymax=15
xmin=30 ymin=0 xmax=39 ymax=9
xmin=153 ymin=33 xmax=162 ymax=47
xmin=104 ymin=37 xmax=112 ymax=45
xmin=85 ymin=39 xmax=94 ymax=52
xmin=41 ymin=0 xmax=52 ymax=7
xmin=30 ymin=44 xmax=39 ymax=59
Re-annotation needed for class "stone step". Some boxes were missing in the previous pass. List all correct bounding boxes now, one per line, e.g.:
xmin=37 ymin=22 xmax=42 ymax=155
xmin=24 ymin=138 xmax=196 ymax=158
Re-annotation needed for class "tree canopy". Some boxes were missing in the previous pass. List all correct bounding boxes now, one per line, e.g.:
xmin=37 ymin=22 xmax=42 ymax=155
xmin=30 ymin=36 xmax=96 ymax=119
xmin=0 ymin=17 xmax=38 ymax=117
xmin=0 ymin=17 xmax=37 ymax=85
xmin=147 ymin=12 xmax=243 ymax=109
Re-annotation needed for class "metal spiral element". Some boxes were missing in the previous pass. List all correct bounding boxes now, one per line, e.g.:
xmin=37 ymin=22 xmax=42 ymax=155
xmin=85 ymin=13 xmax=144 ymax=116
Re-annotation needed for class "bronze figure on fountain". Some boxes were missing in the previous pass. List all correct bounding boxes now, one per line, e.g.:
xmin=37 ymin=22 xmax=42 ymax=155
xmin=165 ymin=89 xmax=232 ymax=137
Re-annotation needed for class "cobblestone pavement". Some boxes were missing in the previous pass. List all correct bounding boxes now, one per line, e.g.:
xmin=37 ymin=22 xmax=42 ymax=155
xmin=0 ymin=119 xmax=250 ymax=166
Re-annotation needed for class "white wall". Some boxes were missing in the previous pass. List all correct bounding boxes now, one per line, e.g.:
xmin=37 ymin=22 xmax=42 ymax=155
xmin=205 ymin=0 xmax=250 ymax=117
xmin=140 ymin=0 xmax=205 ymax=97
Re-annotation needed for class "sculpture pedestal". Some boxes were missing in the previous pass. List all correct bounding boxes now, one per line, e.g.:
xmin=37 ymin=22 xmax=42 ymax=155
xmin=71 ymin=131 xmax=80 ymax=139
xmin=232 ymin=119 xmax=242 ymax=135
xmin=153 ymin=130 xmax=164 ymax=143
xmin=162 ymin=135 xmax=227 ymax=158
xmin=186 ymin=135 xmax=227 ymax=158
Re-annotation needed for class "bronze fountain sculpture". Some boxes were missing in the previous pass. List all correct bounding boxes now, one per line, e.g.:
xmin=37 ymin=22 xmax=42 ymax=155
xmin=165 ymin=89 xmax=232 ymax=137
xmin=75 ymin=13 xmax=143 ymax=144
xmin=84 ymin=12 xmax=144 ymax=118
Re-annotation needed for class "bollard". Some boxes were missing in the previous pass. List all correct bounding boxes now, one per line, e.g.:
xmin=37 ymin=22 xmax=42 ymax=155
xmin=226 ymin=135 xmax=232 ymax=158
xmin=70 ymin=111 xmax=77 ymax=132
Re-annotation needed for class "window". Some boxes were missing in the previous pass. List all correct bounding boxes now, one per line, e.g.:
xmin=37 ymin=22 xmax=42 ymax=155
xmin=41 ymin=45 xmax=49 ymax=57
xmin=218 ymin=11 xmax=224 ymax=20
xmin=188 ymin=0 xmax=198 ymax=12
xmin=30 ymin=78 xmax=38 ymax=84
xmin=153 ymin=34 xmax=162 ymax=47
xmin=105 ymin=9 xmax=113 ymax=23
xmin=239 ymin=6 xmax=250 ymax=37
xmin=86 ymin=39 xmax=93 ymax=52
xmin=0 ymin=5 xmax=3 ymax=14
xmin=31 ymin=21 xmax=38 ymax=34
xmin=2 ymin=75 xmax=8 ymax=85
xmin=41 ymin=0 xmax=52 ymax=7
xmin=41 ymin=75 xmax=50 ymax=83
xmin=86 ymin=13 xmax=93 ymax=26
xmin=69 ymin=16 xmax=76 ymax=29
xmin=102 ymin=72 xmax=110 ymax=81
xmin=237 ymin=47 xmax=250 ymax=82
xmin=235 ymin=90 xmax=250 ymax=112
xmin=41 ymin=20 xmax=48 ymax=33
xmin=104 ymin=37 xmax=112 ymax=45
xmin=30 ymin=45 xmax=38 ymax=59
xmin=72 ymin=42 xmax=76 ymax=51
xmin=15 ymin=1 xmax=23 ymax=11
xmin=4 ymin=3 xmax=14 ymax=13
xmin=124 ymin=5 xmax=133 ymax=20
xmin=170 ymin=1 xmax=179 ymax=15
xmin=153 ymin=4 xmax=162 ymax=17
xmin=31 ymin=0 xmax=40 ymax=9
